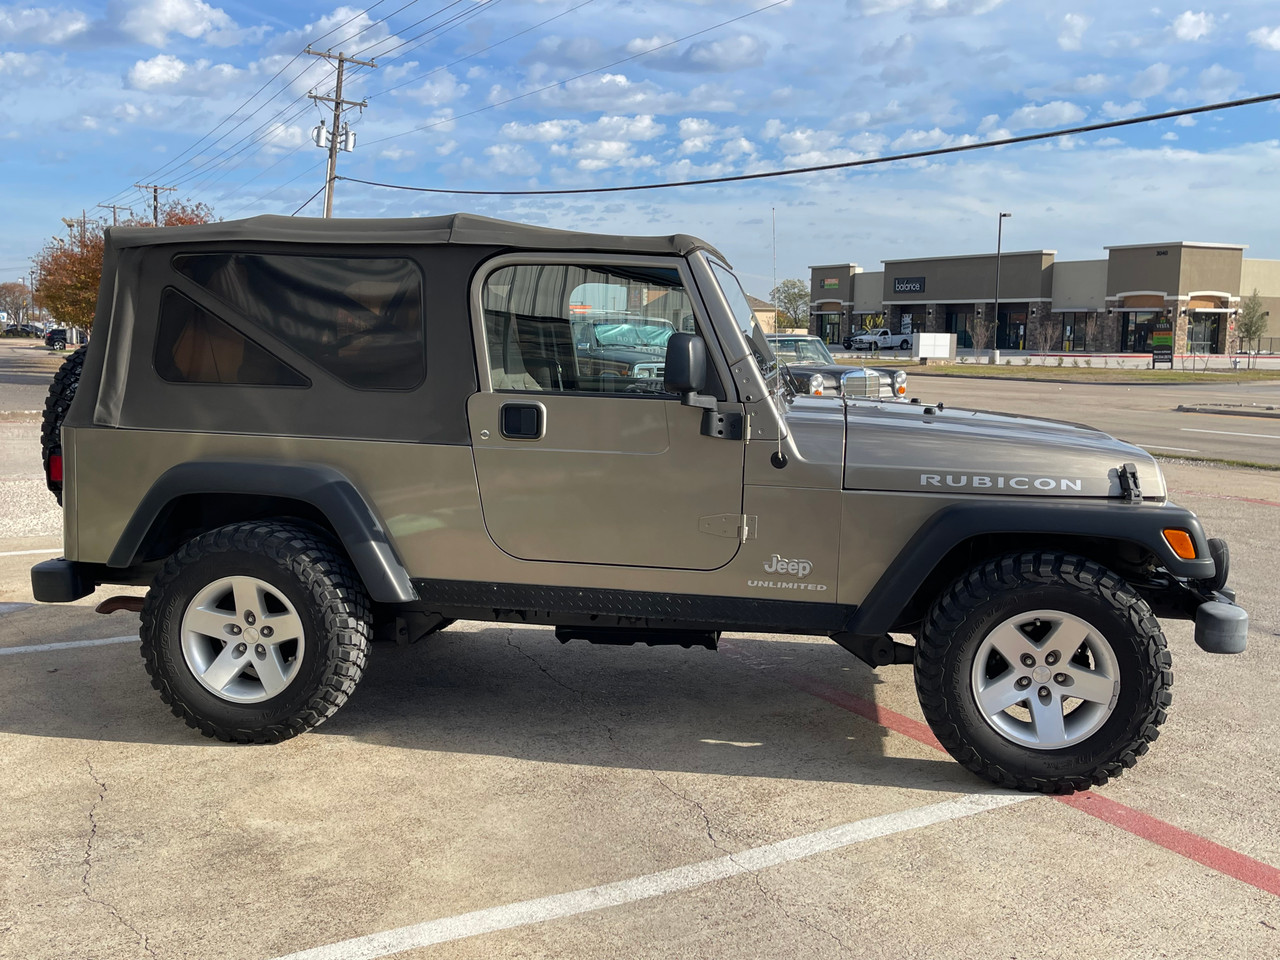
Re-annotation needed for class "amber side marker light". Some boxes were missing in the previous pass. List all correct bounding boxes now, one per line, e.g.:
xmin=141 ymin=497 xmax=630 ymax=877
xmin=1163 ymin=528 xmax=1197 ymax=560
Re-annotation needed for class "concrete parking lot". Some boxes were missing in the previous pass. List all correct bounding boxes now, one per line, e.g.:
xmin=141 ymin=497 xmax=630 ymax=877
xmin=1 ymin=353 xmax=1278 ymax=959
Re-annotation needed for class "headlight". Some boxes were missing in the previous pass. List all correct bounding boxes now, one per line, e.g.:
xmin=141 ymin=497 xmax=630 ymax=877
xmin=808 ymin=373 xmax=824 ymax=396
xmin=893 ymin=369 xmax=908 ymax=397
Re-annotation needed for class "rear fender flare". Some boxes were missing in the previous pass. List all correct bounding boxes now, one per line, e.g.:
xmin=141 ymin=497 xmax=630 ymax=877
xmin=108 ymin=461 xmax=416 ymax=604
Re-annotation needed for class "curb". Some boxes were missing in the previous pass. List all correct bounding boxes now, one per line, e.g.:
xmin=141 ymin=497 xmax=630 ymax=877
xmin=1175 ymin=405 xmax=1280 ymax=419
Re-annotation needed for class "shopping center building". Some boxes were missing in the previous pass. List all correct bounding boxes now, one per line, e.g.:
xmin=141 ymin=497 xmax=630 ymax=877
xmin=809 ymin=241 xmax=1280 ymax=353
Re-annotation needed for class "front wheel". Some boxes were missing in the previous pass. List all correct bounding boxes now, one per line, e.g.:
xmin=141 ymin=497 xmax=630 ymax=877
xmin=140 ymin=521 xmax=371 ymax=743
xmin=914 ymin=553 xmax=1172 ymax=793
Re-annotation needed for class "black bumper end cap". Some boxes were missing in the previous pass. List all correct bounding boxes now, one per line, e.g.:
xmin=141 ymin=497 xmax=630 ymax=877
xmin=1194 ymin=598 xmax=1248 ymax=654
xmin=31 ymin=558 xmax=94 ymax=603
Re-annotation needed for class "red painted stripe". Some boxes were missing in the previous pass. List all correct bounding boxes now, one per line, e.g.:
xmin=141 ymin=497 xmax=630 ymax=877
xmin=1056 ymin=792 xmax=1280 ymax=897
xmin=723 ymin=643 xmax=1280 ymax=898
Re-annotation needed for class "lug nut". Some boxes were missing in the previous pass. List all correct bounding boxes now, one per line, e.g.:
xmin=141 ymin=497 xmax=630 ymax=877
xmin=1038 ymin=686 xmax=1051 ymax=700
xmin=226 ymin=624 xmax=242 ymax=636
xmin=1020 ymin=653 xmax=1036 ymax=668
xmin=1054 ymin=673 xmax=1069 ymax=685
xmin=1015 ymin=676 xmax=1032 ymax=689
xmin=1045 ymin=650 xmax=1060 ymax=666
xmin=233 ymin=643 xmax=246 ymax=657
xmin=255 ymin=643 xmax=266 ymax=658
xmin=244 ymin=611 xmax=256 ymax=626
xmin=260 ymin=626 xmax=273 ymax=638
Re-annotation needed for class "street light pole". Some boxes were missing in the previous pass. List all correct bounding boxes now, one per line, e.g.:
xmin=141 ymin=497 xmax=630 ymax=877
xmin=993 ymin=211 xmax=1012 ymax=353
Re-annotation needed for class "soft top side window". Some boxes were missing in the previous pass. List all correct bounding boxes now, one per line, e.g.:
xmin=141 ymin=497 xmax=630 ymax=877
xmin=173 ymin=253 xmax=425 ymax=391
xmin=154 ymin=288 xmax=309 ymax=387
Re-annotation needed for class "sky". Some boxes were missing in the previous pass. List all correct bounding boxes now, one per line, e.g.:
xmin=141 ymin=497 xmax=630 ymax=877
xmin=3 ymin=0 xmax=1280 ymax=297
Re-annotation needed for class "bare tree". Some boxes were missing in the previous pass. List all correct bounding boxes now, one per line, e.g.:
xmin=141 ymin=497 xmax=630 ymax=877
xmin=1236 ymin=289 xmax=1269 ymax=369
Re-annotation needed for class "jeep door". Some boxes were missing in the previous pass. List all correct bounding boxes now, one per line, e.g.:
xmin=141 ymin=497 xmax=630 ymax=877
xmin=467 ymin=255 xmax=746 ymax=570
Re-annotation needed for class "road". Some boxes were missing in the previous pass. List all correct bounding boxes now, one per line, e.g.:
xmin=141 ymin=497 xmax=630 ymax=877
xmin=913 ymin=375 xmax=1280 ymax=466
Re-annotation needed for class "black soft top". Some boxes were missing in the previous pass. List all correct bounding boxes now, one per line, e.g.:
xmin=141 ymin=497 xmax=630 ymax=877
xmin=105 ymin=212 xmax=726 ymax=261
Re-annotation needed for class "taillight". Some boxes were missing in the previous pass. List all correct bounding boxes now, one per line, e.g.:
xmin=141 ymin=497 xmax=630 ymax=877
xmin=49 ymin=453 xmax=63 ymax=483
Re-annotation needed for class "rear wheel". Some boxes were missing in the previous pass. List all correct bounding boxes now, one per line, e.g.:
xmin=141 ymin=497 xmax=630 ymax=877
xmin=914 ymin=553 xmax=1172 ymax=793
xmin=41 ymin=345 xmax=87 ymax=504
xmin=140 ymin=521 xmax=371 ymax=743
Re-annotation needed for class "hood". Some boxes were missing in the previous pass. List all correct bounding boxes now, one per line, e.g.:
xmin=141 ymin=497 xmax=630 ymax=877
xmin=784 ymin=399 xmax=1165 ymax=500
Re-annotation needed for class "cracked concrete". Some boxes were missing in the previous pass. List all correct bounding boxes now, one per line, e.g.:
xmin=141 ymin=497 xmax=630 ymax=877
xmin=81 ymin=758 xmax=159 ymax=960
xmin=503 ymin=630 xmax=852 ymax=953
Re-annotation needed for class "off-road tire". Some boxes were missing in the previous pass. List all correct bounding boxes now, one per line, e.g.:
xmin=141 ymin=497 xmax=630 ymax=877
xmin=41 ymin=344 xmax=87 ymax=504
xmin=140 ymin=521 xmax=371 ymax=743
xmin=914 ymin=552 xmax=1172 ymax=793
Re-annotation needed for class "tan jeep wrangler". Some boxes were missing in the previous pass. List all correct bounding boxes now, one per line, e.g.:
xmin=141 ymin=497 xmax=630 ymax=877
xmin=33 ymin=214 xmax=1247 ymax=793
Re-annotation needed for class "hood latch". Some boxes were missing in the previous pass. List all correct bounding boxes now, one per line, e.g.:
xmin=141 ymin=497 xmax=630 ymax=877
xmin=1118 ymin=462 xmax=1143 ymax=503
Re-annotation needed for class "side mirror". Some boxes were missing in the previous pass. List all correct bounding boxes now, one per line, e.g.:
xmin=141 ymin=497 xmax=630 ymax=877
xmin=664 ymin=333 xmax=707 ymax=396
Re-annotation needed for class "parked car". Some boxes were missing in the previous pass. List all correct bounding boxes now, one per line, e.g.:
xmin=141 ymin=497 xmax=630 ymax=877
xmin=31 ymin=213 xmax=1247 ymax=794
xmin=845 ymin=327 xmax=912 ymax=351
xmin=45 ymin=328 xmax=69 ymax=349
xmin=766 ymin=334 xmax=906 ymax=400
xmin=4 ymin=323 xmax=40 ymax=337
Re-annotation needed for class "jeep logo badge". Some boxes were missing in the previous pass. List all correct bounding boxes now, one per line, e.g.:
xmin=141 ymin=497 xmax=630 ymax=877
xmin=763 ymin=554 xmax=812 ymax=579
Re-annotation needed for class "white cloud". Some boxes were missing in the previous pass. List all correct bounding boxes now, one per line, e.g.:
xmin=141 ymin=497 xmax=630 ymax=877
xmin=1197 ymin=63 xmax=1241 ymax=101
xmin=402 ymin=70 xmax=468 ymax=107
xmin=1170 ymin=11 xmax=1213 ymax=42
xmin=1073 ymin=73 xmax=1111 ymax=93
xmin=1174 ymin=115 xmax=1196 ymax=127
xmin=0 ymin=5 xmax=90 ymax=43
xmin=1058 ymin=13 xmax=1090 ymax=51
xmin=625 ymin=35 xmax=671 ymax=55
xmin=648 ymin=34 xmax=766 ymax=73
xmin=0 ymin=51 xmax=43 ymax=76
xmin=378 ymin=147 xmax=413 ymax=161
xmin=1129 ymin=62 xmax=1172 ymax=98
xmin=1005 ymin=100 xmax=1087 ymax=131
xmin=1248 ymin=26 xmax=1280 ymax=51
xmin=592 ymin=115 xmax=665 ymax=140
xmin=126 ymin=53 xmax=187 ymax=89
xmin=115 ymin=0 xmax=238 ymax=47
xmin=860 ymin=0 xmax=1007 ymax=16
xmin=891 ymin=127 xmax=951 ymax=150
xmin=501 ymin=119 xmax=581 ymax=142
xmin=1162 ymin=131 xmax=1178 ymax=140
xmin=1101 ymin=100 xmax=1144 ymax=119
xmin=484 ymin=143 xmax=535 ymax=176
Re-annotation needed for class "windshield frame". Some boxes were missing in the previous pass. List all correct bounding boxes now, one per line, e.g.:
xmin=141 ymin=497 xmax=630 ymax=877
xmin=702 ymin=257 xmax=779 ymax=389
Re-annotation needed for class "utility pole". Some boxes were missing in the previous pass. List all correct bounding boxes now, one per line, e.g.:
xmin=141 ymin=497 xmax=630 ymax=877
xmin=134 ymin=184 xmax=176 ymax=226
xmin=60 ymin=211 xmax=90 ymax=245
xmin=97 ymin=203 xmax=132 ymax=226
xmin=305 ymin=46 xmax=376 ymax=218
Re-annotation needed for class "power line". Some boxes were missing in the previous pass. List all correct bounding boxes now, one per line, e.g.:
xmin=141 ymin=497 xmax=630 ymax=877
xmin=100 ymin=0 xmax=395 ymax=205
xmin=337 ymin=90 xmax=1280 ymax=196
xmin=362 ymin=0 xmax=790 ymax=147
xmin=351 ymin=0 xmax=493 ymax=61
xmin=364 ymin=0 xmax=599 ymax=101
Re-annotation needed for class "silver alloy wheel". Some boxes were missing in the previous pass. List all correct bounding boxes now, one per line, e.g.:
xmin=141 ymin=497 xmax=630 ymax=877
xmin=970 ymin=609 xmax=1121 ymax=751
xmin=180 ymin=575 xmax=306 ymax=704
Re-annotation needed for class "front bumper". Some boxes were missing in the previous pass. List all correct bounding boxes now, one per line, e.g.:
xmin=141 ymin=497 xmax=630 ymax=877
xmin=1194 ymin=591 xmax=1249 ymax=654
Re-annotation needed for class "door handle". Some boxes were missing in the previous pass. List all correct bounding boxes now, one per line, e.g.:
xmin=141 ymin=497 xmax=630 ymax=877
xmin=500 ymin=402 xmax=545 ymax=440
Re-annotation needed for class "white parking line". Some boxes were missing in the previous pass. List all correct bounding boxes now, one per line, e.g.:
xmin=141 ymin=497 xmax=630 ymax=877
xmin=1181 ymin=427 xmax=1280 ymax=441
xmin=270 ymin=792 xmax=1034 ymax=960
xmin=0 ymin=547 xmax=60 ymax=557
xmin=1137 ymin=444 xmax=1200 ymax=453
xmin=0 ymin=635 xmax=137 ymax=656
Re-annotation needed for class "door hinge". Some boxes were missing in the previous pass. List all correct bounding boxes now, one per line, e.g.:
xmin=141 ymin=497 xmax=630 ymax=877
xmin=700 ymin=514 xmax=758 ymax=542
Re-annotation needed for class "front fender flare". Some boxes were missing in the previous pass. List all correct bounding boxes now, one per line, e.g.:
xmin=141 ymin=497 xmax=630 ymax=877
xmin=108 ymin=460 xmax=417 ymax=604
xmin=846 ymin=499 xmax=1214 ymax=636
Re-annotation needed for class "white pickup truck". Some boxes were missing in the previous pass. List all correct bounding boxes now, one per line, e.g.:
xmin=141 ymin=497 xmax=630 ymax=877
xmin=844 ymin=327 xmax=912 ymax=351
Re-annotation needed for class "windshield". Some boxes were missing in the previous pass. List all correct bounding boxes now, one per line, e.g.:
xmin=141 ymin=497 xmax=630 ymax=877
xmin=771 ymin=338 xmax=835 ymax=365
xmin=708 ymin=261 xmax=778 ymax=383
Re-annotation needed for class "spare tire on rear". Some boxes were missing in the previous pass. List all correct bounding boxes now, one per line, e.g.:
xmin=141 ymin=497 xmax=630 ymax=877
xmin=42 ymin=344 xmax=87 ymax=505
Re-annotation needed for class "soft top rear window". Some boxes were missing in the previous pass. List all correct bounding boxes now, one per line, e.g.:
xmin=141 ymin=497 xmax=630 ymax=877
xmin=173 ymin=252 xmax=425 ymax=391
